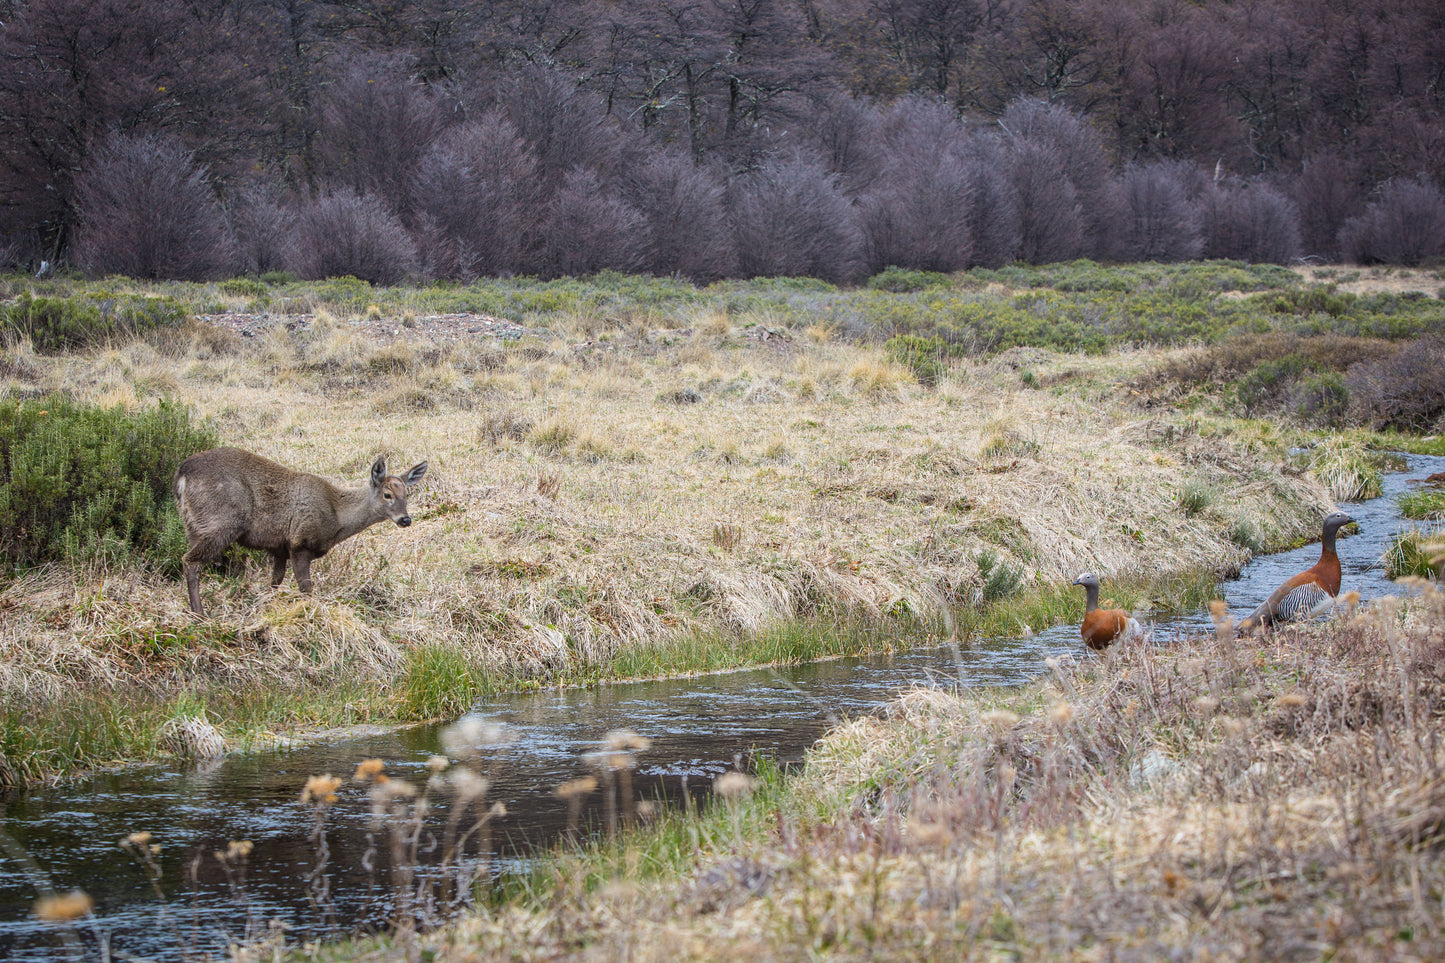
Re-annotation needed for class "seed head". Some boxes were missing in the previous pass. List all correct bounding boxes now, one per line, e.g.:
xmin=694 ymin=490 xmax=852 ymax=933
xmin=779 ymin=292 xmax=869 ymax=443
xmin=426 ymin=755 xmax=450 ymax=772
xmin=123 ymin=832 xmax=153 ymax=849
xmin=440 ymin=716 xmax=510 ymax=757
xmin=1048 ymin=701 xmax=1074 ymax=727
xmin=605 ymin=729 xmax=652 ymax=753
xmin=34 ymin=890 xmax=93 ymax=922
xmin=981 ymin=709 xmax=1020 ymax=733
xmin=1193 ymin=696 xmax=1220 ymax=717
xmin=554 ymin=777 xmax=598 ymax=800
xmin=353 ymin=758 xmax=385 ymax=782
xmin=448 ymin=767 xmax=490 ymax=803
xmin=713 ymin=771 xmax=757 ymax=799
xmin=1273 ymin=692 xmax=1307 ymax=709
xmin=1208 ymin=600 xmax=1229 ymax=624
xmin=301 ymin=773 xmax=342 ymax=805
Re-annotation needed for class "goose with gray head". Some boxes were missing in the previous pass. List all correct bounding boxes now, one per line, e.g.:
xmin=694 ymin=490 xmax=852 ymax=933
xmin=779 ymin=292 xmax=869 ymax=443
xmin=1072 ymin=572 xmax=1147 ymax=651
xmin=1237 ymin=510 xmax=1355 ymax=633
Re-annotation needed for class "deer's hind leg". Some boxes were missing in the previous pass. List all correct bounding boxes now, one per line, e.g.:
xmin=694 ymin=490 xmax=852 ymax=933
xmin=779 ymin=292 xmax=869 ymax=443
xmin=269 ymin=551 xmax=289 ymax=588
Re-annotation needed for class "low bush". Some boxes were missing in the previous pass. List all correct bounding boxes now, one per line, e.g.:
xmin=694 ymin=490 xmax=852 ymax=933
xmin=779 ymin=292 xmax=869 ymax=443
xmin=867 ymin=266 xmax=952 ymax=293
xmin=884 ymin=334 xmax=952 ymax=386
xmin=1346 ymin=335 xmax=1445 ymax=432
xmin=0 ymin=292 xmax=189 ymax=353
xmin=0 ymin=394 xmax=216 ymax=571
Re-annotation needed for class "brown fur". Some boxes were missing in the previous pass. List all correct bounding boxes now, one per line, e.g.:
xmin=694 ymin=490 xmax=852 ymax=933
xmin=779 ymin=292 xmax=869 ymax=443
xmin=173 ymin=447 xmax=427 ymax=615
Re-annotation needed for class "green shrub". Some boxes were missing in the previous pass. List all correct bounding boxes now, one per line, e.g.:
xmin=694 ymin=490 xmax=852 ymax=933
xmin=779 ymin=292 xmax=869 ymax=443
xmin=219 ymin=277 xmax=268 ymax=298
xmin=884 ymin=334 xmax=951 ymax=387
xmin=867 ymin=267 xmax=952 ymax=293
xmin=0 ymin=394 xmax=216 ymax=571
xmin=1293 ymin=372 xmax=1349 ymax=427
xmin=976 ymin=549 xmax=1023 ymax=602
xmin=0 ymin=292 xmax=188 ymax=353
xmin=1234 ymin=355 xmax=1310 ymax=412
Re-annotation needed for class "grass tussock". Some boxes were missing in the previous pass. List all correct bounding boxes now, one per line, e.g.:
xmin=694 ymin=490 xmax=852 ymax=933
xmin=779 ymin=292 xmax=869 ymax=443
xmin=333 ymin=570 xmax=1445 ymax=962
xmin=1398 ymin=486 xmax=1445 ymax=520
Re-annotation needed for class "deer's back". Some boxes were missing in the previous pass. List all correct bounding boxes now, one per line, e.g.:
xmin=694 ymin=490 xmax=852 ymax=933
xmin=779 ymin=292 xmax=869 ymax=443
xmin=175 ymin=448 xmax=340 ymax=548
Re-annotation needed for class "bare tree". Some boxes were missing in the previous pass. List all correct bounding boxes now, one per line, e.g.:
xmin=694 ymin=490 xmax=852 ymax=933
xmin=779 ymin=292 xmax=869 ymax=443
xmin=410 ymin=111 xmax=542 ymax=280
xmin=1338 ymin=174 xmax=1445 ymax=266
xmin=1007 ymin=138 xmax=1085 ymax=263
xmin=860 ymin=98 xmax=976 ymax=272
xmin=313 ymin=54 xmax=443 ymax=215
xmin=1201 ymin=178 xmax=1301 ymax=264
xmin=292 ymin=187 xmax=418 ymax=284
xmin=70 ymin=132 xmax=236 ymax=280
xmin=729 ymin=154 xmax=864 ymax=283
xmin=1110 ymin=160 xmax=1203 ymax=262
xmin=617 ymin=150 xmax=739 ymax=282
xmin=999 ymin=97 xmax=1116 ymax=257
xmin=542 ymin=168 xmax=649 ymax=278
xmin=229 ymin=181 xmax=298 ymax=276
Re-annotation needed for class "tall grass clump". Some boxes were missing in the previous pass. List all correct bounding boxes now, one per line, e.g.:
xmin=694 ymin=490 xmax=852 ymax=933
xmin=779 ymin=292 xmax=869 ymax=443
xmin=1397 ymin=488 xmax=1445 ymax=520
xmin=401 ymin=644 xmax=491 ymax=718
xmin=1384 ymin=529 xmax=1444 ymax=579
xmin=1297 ymin=438 xmax=1385 ymax=501
xmin=0 ymin=394 xmax=215 ymax=570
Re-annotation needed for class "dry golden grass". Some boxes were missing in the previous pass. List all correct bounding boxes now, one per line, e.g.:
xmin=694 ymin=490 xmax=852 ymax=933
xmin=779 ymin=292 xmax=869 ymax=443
xmin=1 ymin=315 xmax=1335 ymax=717
xmin=341 ymin=575 xmax=1445 ymax=963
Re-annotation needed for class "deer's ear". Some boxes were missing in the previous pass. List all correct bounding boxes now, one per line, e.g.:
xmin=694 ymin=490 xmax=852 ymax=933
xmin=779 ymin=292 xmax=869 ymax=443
xmin=403 ymin=462 xmax=428 ymax=487
xmin=371 ymin=457 xmax=387 ymax=489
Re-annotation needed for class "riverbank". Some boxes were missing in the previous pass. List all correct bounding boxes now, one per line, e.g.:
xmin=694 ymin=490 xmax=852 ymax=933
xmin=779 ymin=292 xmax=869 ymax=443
xmin=298 ymin=550 xmax=1445 ymax=962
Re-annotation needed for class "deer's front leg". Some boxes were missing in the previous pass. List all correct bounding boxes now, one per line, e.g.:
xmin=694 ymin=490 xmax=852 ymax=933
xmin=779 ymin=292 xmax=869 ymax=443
xmin=269 ymin=552 xmax=289 ymax=588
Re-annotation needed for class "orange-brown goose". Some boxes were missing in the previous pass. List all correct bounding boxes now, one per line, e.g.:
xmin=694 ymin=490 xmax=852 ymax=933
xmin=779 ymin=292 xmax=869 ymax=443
xmin=1072 ymin=573 xmax=1146 ymax=650
xmin=1237 ymin=510 xmax=1354 ymax=633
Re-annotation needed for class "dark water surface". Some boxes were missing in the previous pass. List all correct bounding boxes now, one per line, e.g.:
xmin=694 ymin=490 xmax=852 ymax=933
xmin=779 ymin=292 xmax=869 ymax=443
xmin=3 ymin=453 xmax=1442 ymax=961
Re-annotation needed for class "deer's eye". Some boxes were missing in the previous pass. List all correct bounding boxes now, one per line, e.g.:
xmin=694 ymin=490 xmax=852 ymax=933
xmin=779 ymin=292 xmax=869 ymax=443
xmin=384 ymin=492 xmax=394 ymax=500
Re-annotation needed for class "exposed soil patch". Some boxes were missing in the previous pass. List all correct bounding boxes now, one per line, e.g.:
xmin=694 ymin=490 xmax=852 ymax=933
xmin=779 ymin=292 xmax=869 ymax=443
xmin=196 ymin=311 xmax=538 ymax=345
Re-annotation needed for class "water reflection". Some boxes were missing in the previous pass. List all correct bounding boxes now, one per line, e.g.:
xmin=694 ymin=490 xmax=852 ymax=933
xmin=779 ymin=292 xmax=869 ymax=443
xmin=2 ymin=453 xmax=1442 ymax=961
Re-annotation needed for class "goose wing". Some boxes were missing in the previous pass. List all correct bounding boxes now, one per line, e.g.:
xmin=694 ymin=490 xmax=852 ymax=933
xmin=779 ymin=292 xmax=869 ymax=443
xmin=1243 ymin=575 xmax=1332 ymax=629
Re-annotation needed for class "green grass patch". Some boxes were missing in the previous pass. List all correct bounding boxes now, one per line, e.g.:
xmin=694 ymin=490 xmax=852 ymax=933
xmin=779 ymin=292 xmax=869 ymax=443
xmin=400 ymin=644 xmax=497 ymax=718
xmin=1396 ymin=488 xmax=1445 ymax=520
xmin=1383 ymin=528 xmax=1443 ymax=580
xmin=0 ymin=678 xmax=388 ymax=785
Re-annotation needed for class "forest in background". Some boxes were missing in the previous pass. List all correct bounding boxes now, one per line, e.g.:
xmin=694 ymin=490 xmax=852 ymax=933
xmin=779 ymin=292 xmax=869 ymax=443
xmin=1 ymin=0 xmax=1443 ymax=282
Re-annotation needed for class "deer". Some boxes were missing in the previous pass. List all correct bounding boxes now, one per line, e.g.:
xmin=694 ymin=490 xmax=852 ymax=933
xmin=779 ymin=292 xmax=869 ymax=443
xmin=173 ymin=447 xmax=428 ymax=616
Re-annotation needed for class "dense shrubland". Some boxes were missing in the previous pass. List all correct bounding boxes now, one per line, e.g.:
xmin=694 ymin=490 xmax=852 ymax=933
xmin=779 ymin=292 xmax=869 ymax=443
xmin=2 ymin=1 xmax=1445 ymax=281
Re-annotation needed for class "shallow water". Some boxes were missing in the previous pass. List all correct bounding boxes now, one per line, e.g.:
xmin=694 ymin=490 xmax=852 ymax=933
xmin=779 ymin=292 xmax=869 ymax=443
xmin=3 ymin=453 xmax=1442 ymax=961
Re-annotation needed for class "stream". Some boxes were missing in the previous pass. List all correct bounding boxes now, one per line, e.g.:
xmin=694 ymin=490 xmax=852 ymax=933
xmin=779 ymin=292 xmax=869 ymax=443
xmin=3 ymin=452 xmax=1442 ymax=962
